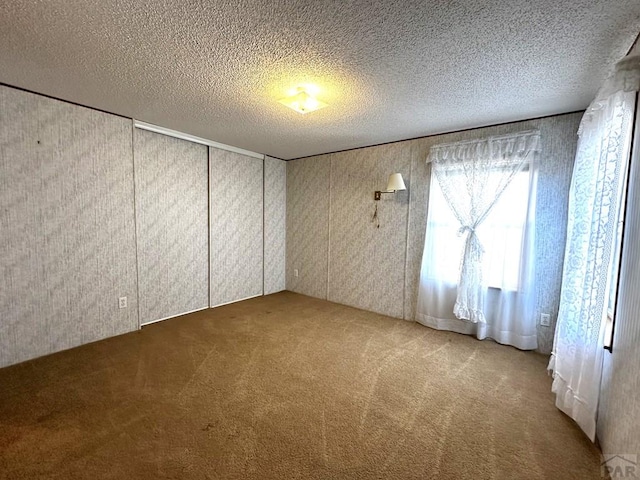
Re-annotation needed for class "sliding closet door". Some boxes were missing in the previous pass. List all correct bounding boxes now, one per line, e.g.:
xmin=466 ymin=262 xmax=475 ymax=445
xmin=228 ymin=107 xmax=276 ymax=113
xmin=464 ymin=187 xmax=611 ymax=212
xmin=209 ymin=148 xmax=263 ymax=306
xmin=134 ymin=129 xmax=209 ymax=325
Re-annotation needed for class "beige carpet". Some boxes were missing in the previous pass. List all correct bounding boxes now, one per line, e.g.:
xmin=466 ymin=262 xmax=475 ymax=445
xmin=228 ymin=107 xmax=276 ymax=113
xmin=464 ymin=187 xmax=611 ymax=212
xmin=0 ymin=292 xmax=602 ymax=479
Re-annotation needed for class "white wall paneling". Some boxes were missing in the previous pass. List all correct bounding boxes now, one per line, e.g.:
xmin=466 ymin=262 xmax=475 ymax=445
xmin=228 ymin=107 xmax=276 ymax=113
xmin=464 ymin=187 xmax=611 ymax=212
xmin=286 ymin=112 xmax=582 ymax=353
xmin=264 ymin=156 xmax=287 ymax=295
xmin=1 ymin=85 xmax=279 ymax=367
xmin=327 ymin=143 xmax=410 ymax=318
xmin=0 ymin=86 xmax=139 ymax=368
xmin=286 ymin=154 xmax=331 ymax=300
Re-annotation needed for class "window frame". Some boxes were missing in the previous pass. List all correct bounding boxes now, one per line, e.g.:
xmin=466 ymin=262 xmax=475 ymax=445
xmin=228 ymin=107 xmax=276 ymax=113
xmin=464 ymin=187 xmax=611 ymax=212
xmin=604 ymin=91 xmax=639 ymax=352
xmin=426 ymin=166 xmax=532 ymax=292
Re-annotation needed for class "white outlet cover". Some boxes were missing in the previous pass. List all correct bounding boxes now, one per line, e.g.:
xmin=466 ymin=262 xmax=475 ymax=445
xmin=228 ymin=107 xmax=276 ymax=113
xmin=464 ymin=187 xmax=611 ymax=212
xmin=119 ymin=296 xmax=127 ymax=309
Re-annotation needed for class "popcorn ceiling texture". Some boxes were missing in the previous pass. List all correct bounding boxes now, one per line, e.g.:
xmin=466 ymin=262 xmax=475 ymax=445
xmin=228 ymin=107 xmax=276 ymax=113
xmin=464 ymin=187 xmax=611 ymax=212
xmin=0 ymin=1 xmax=638 ymax=159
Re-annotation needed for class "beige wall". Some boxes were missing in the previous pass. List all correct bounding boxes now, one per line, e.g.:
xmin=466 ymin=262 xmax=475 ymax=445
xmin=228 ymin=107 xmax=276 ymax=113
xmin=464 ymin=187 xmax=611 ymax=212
xmin=286 ymin=112 xmax=582 ymax=353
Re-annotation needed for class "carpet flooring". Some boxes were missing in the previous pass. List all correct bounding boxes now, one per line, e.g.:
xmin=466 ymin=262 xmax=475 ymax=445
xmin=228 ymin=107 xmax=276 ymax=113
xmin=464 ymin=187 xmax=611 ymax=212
xmin=0 ymin=291 xmax=602 ymax=479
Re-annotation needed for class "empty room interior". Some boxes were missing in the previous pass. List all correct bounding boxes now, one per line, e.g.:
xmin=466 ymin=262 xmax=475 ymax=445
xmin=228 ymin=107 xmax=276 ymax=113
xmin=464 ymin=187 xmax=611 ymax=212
xmin=1 ymin=1 xmax=640 ymax=479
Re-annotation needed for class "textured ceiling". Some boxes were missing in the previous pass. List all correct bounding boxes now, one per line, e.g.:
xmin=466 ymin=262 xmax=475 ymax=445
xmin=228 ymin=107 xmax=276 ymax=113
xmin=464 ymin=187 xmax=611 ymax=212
xmin=1 ymin=1 xmax=639 ymax=159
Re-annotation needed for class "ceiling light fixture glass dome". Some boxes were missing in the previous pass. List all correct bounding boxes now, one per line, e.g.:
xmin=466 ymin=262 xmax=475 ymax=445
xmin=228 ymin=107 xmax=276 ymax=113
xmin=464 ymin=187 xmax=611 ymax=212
xmin=278 ymin=87 xmax=328 ymax=114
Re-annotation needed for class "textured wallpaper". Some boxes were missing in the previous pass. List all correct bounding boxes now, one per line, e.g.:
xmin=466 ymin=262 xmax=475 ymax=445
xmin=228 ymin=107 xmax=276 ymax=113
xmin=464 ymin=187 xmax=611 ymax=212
xmin=264 ymin=156 xmax=286 ymax=295
xmin=598 ymin=113 xmax=640 ymax=457
xmin=133 ymin=129 xmax=209 ymax=325
xmin=209 ymin=148 xmax=263 ymax=306
xmin=328 ymin=143 xmax=411 ymax=318
xmin=0 ymin=86 xmax=139 ymax=368
xmin=287 ymin=112 xmax=581 ymax=353
xmin=286 ymin=154 xmax=331 ymax=299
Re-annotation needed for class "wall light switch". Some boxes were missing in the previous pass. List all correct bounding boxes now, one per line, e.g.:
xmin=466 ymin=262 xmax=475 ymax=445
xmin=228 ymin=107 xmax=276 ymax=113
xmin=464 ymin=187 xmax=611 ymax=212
xmin=540 ymin=313 xmax=551 ymax=327
xmin=294 ymin=269 xmax=299 ymax=278
xmin=119 ymin=296 xmax=127 ymax=309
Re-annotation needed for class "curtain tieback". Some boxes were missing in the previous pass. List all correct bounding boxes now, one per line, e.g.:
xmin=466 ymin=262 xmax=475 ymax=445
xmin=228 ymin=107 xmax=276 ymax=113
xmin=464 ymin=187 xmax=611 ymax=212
xmin=458 ymin=225 xmax=485 ymax=254
xmin=457 ymin=225 xmax=475 ymax=236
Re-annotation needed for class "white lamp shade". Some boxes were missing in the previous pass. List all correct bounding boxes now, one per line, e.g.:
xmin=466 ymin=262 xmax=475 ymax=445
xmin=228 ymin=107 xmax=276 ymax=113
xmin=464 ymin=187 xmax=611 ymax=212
xmin=386 ymin=173 xmax=406 ymax=192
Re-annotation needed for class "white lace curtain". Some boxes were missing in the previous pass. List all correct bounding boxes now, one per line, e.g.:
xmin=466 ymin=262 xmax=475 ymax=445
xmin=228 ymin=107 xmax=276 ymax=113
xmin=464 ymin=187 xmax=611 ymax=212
xmin=548 ymin=53 xmax=640 ymax=441
xmin=416 ymin=131 xmax=540 ymax=350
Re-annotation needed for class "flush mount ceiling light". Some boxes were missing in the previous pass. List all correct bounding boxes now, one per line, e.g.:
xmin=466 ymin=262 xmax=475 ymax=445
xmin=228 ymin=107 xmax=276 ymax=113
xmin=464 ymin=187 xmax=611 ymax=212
xmin=278 ymin=87 xmax=328 ymax=114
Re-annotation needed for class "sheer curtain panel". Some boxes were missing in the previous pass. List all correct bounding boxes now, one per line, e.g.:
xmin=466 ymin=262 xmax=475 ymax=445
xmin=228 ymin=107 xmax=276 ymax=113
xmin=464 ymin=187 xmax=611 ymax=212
xmin=416 ymin=131 xmax=540 ymax=350
xmin=549 ymin=53 xmax=640 ymax=441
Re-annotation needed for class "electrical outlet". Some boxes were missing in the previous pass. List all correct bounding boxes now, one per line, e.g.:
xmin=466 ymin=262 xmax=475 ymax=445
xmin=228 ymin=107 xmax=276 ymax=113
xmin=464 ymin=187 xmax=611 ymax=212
xmin=119 ymin=296 xmax=127 ymax=309
xmin=540 ymin=313 xmax=551 ymax=327
xmin=294 ymin=269 xmax=299 ymax=278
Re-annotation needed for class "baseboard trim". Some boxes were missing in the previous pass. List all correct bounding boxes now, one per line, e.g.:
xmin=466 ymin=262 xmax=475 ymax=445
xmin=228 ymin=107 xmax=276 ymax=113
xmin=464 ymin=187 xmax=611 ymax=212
xmin=140 ymin=306 xmax=210 ymax=327
xmin=210 ymin=294 xmax=263 ymax=308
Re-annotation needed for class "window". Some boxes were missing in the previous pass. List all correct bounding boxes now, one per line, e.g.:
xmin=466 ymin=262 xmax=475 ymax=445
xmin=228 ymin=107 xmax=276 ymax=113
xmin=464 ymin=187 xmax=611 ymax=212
xmin=427 ymin=168 xmax=531 ymax=291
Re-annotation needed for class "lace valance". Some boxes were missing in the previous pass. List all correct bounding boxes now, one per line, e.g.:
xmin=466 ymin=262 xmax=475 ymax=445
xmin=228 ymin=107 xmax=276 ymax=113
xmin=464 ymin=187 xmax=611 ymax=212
xmin=427 ymin=130 xmax=541 ymax=165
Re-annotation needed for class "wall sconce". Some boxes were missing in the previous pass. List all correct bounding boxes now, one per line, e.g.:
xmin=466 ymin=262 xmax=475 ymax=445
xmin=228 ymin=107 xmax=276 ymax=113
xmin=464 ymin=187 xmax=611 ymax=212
xmin=374 ymin=173 xmax=406 ymax=200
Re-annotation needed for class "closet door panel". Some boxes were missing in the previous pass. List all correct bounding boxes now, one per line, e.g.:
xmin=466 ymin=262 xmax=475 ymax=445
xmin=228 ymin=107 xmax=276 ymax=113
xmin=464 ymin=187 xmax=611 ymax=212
xmin=210 ymin=148 xmax=263 ymax=306
xmin=134 ymin=129 xmax=209 ymax=324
